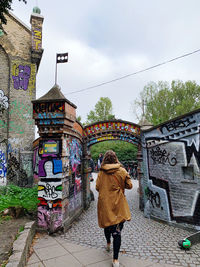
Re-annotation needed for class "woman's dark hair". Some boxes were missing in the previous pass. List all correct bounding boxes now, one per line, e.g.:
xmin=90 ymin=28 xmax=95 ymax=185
xmin=102 ymin=150 xmax=119 ymax=165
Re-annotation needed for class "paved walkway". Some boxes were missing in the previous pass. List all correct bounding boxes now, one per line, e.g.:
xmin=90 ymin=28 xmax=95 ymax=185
xmin=27 ymin=234 xmax=177 ymax=267
xmin=27 ymin=174 xmax=200 ymax=266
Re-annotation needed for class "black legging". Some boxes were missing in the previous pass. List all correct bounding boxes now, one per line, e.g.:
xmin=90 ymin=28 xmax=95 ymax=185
xmin=104 ymin=222 xmax=124 ymax=260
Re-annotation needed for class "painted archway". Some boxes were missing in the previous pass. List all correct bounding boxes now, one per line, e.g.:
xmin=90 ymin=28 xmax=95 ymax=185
xmin=83 ymin=120 xmax=141 ymax=147
xmin=82 ymin=119 xmax=143 ymax=210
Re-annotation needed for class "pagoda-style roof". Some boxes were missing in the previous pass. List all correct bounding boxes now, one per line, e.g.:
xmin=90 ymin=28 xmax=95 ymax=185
xmin=32 ymin=84 xmax=77 ymax=108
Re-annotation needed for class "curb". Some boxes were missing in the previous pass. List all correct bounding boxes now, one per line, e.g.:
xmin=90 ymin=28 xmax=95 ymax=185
xmin=6 ymin=221 xmax=36 ymax=267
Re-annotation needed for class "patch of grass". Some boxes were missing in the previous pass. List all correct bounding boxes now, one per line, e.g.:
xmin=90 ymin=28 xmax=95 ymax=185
xmin=19 ymin=225 xmax=24 ymax=232
xmin=0 ymin=213 xmax=12 ymax=224
xmin=0 ymin=185 xmax=39 ymax=217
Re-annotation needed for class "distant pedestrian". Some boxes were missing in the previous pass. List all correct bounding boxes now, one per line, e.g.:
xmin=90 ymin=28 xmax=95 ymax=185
xmin=96 ymin=150 xmax=133 ymax=267
xmin=97 ymin=153 xmax=103 ymax=170
xmin=88 ymin=154 xmax=95 ymax=181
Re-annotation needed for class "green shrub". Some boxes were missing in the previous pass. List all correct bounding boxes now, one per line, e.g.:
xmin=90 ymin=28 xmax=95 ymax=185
xmin=0 ymin=185 xmax=39 ymax=213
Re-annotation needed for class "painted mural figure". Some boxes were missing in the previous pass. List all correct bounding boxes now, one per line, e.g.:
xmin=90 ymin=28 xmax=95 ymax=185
xmin=12 ymin=64 xmax=31 ymax=90
xmin=96 ymin=150 xmax=133 ymax=267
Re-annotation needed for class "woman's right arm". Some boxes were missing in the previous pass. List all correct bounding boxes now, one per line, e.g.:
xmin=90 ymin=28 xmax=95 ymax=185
xmin=123 ymin=169 xmax=133 ymax=189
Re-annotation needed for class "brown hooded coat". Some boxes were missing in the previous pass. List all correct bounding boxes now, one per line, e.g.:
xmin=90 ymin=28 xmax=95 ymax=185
xmin=96 ymin=163 xmax=133 ymax=228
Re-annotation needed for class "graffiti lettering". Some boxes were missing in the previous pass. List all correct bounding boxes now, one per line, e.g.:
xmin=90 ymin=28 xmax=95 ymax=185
xmin=150 ymin=146 xmax=177 ymax=166
xmin=33 ymin=102 xmax=64 ymax=114
xmin=147 ymin=188 xmax=161 ymax=208
xmin=38 ymin=181 xmax=62 ymax=200
xmin=160 ymin=117 xmax=196 ymax=133
xmin=32 ymin=28 xmax=42 ymax=50
xmin=44 ymin=183 xmax=58 ymax=199
xmin=39 ymin=119 xmax=64 ymax=125
xmin=36 ymin=113 xmax=64 ymax=119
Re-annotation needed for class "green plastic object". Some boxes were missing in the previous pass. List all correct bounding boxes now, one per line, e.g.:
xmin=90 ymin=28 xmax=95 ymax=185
xmin=182 ymin=239 xmax=191 ymax=249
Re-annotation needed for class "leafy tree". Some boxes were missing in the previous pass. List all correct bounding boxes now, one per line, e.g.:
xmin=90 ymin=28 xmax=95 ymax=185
xmin=86 ymin=97 xmax=115 ymax=124
xmin=0 ymin=0 xmax=27 ymax=25
xmin=134 ymin=80 xmax=200 ymax=125
xmin=90 ymin=141 xmax=137 ymax=164
xmin=76 ymin=115 xmax=82 ymax=123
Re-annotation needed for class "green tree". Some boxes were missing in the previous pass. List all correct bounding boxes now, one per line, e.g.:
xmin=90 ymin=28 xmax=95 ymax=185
xmin=76 ymin=115 xmax=82 ymax=123
xmin=90 ymin=141 xmax=137 ymax=164
xmin=0 ymin=0 xmax=27 ymax=25
xmin=86 ymin=97 xmax=115 ymax=124
xmin=134 ymin=80 xmax=200 ymax=125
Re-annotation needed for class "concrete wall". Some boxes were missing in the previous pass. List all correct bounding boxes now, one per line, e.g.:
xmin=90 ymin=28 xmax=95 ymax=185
xmin=142 ymin=110 xmax=200 ymax=227
xmin=0 ymin=12 xmax=43 ymax=186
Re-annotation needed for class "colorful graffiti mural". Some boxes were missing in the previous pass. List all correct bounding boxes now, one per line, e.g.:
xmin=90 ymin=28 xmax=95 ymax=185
xmin=84 ymin=121 xmax=140 ymax=137
xmin=12 ymin=62 xmax=36 ymax=92
xmin=68 ymin=138 xmax=82 ymax=213
xmin=35 ymin=136 xmax=83 ymax=231
xmin=84 ymin=121 xmax=140 ymax=147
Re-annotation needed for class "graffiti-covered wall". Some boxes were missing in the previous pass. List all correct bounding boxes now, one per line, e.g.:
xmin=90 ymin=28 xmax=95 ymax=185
xmin=36 ymin=136 xmax=83 ymax=232
xmin=33 ymin=86 xmax=85 ymax=232
xmin=142 ymin=110 xmax=200 ymax=227
xmin=0 ymin=11 xmax=43 ymax=186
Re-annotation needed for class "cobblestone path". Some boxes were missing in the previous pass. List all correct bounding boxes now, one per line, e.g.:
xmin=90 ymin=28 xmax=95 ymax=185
xmin=61 ymin=174 xmax=200 ymax=267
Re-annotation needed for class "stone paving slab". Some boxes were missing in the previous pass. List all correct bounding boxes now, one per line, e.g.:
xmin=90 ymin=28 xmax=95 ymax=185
xmin=34 ymin=244 xmax=68 ymax=261
xmin=33 ymin=236 xmax=58 ymax=249
xmin=72 ymin=247 xmax=110 ymax=265
xmin=43 ymin=254 xmax=82 ymax=267
xmin=58 ymin=241 xmax=91 ymax=253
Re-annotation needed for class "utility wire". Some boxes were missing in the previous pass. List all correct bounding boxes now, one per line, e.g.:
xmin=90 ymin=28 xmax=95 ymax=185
xmin=66 ymin=48 xmax=200 ymax=95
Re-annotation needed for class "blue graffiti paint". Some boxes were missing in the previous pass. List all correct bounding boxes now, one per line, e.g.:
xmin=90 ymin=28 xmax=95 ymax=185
xmin=38 ymin=113 xmax=64 ymax=119
xmin=53 ymin=159 xmax=62 ymax=174
xmin=39 ymin=119 xmax=64 ymax=125
xmin=0 ymin=150 xmax=7 ymax=178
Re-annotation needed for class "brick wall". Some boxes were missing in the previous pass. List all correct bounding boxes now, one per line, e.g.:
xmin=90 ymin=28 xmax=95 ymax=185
xmin=0 ymin=12 xmax=43 ymax=186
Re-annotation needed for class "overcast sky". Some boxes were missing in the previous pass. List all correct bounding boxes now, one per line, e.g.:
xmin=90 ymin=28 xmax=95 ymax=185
xmin=11 ymin=0 xmax=200 ymax=123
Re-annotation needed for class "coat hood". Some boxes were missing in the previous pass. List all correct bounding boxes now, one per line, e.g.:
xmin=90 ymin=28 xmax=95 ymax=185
xmin=100 ymin=163 xmax=121 ymax=174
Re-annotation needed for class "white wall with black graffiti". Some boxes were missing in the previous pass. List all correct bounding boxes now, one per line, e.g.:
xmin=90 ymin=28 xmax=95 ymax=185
xmin=142 ymin=110 xmax=200 ymax=227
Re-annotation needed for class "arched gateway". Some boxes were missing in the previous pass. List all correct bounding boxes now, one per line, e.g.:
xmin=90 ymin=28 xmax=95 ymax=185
xmin=83 ymin=120 xmax=141 ymax=147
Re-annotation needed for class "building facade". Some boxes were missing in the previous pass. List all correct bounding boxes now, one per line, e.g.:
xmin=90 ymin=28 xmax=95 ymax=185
xmin=0 ymin=9 xmax=43 ymax=186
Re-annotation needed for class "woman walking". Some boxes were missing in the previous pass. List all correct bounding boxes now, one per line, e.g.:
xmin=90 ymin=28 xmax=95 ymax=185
xmin=96 ymin=150 xmax=133 ymax=267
